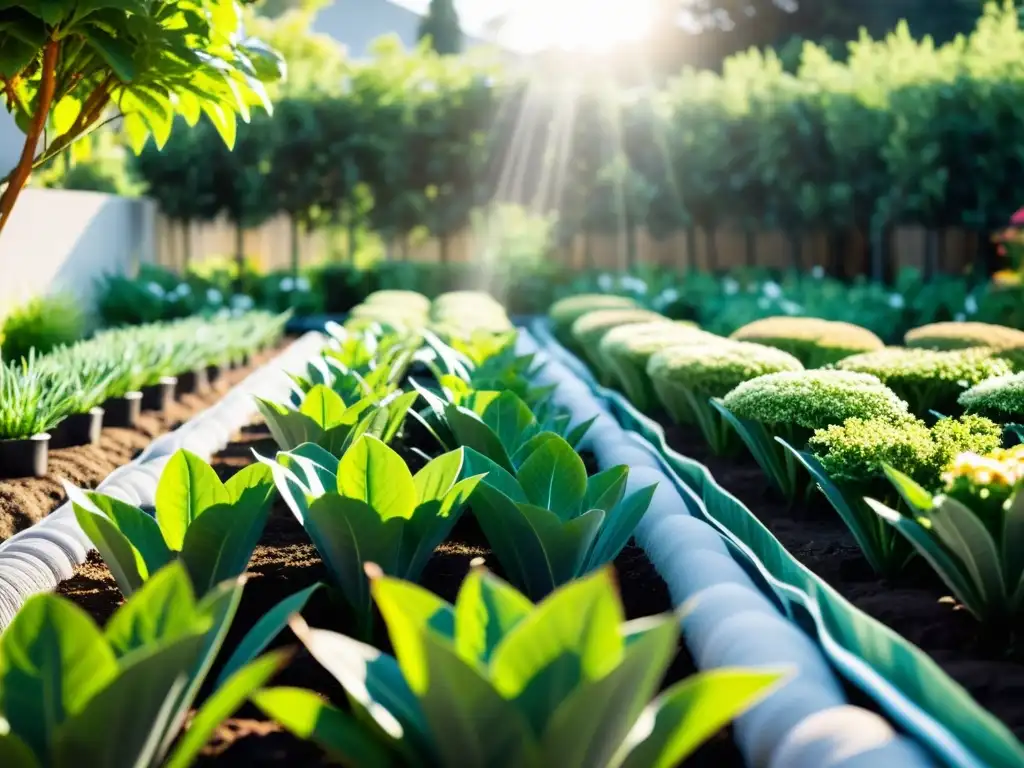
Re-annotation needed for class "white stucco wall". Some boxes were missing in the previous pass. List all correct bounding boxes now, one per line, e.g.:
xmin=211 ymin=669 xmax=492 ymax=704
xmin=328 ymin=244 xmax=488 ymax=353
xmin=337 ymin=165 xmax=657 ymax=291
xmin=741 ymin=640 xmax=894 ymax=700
xmin=0 ymin=188 xmax=155 ymax=316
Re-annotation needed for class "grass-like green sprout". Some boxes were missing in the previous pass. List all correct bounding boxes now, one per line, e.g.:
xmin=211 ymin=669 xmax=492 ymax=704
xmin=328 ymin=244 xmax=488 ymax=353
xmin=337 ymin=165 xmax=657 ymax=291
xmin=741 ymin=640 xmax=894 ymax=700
xmin=867 ymin=445 xmax=1024 ymax=624
xmin=647 ymin=340 xmax=804 ymax=455
xmin=549 ymin=293 xmax=639 ymax=348
xmin=0 ymin=353 xmax=77 ymax=439
xmin=69 ymin=449 xmax=276 ymax=598
xmin=597 ymin=321 xmax=715 ymax=411
xmin=0 ymin=562 xmax=289 ymax=768
xmin=834 ymin=346 xmax=1012 ymax=416
xmin=730 ymin=316 xmax=884 ymax=368
xmin=262 ymin=436 xmax=483 ymax=639
xmin=253 ymin=567 xmax=786 ymax=768
xmin=786 ymin=414 xmax=1002 ymax=576
xmin=571 ymin=308 xmax=669 ymax=379
xmin=718 ymin=370 xmax=910 ymax=499
xmin=904 ymin=321 xmax=1024 ymax=352
xmin=462 ymin=433 xmax=657 ymax=599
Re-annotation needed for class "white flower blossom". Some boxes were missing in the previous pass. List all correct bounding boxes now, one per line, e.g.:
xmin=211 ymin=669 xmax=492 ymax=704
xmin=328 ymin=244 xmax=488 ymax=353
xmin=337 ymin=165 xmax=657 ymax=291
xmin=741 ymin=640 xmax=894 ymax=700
xmin=280 ymin=277 xmax=296 ymax=292
xmin=174 ymin=283 xmax=191 ymax=297
xmin=231 ymin=294 xmax=255 ymax=311
xmin=780 ymin=300 xmax=803 ymax=316
xmin=762 ymin=281 xmax=782 ymax=299
xmin=811 ymin=266 xmax=825 ymax=279
xmin=146 ymin=282 xmax=165 ymax=298
xmin=206 ymin=288 xmax=223 ymax=305
xmin=723 ymin=277 xmax=740 ymax=295
xmin=888 ymin=293 xmax=905 ymax=309
xmin=964 ymin=295 xmax=978 ymax=315
xmin=296 ymin=276 xmax=311 ymax=292
xmin=597 ymin=273 xmax=613 ymax=292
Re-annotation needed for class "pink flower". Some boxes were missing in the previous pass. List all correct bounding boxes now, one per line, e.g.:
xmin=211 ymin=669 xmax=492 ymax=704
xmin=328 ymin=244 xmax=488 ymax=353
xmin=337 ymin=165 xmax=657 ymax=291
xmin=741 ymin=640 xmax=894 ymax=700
xmin=1010 ymin=207 xmax=1024 ymax=226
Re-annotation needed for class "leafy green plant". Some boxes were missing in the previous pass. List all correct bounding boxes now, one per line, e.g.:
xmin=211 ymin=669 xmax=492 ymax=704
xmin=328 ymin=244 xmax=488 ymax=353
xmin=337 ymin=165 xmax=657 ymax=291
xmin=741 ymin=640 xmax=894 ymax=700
xmin=256 ymin=384 xmax=417 ymax=455
xmin=69 ymin=449 xmax=275 ymax=597
xmin=0 ymin=562 xmax=288 ymax=768
xmin=570 ymin=309 xmax=666 ymax=378
xmin=462 ymin=434 xmax=656 ymax=599
xmin=730 ymin=317 xmax=885 ymax=368
xmin=254 ymin=566 xmax=785 ymax=768
xmin=905 ymin=321 xmax=1024 ymax=351
xmin=0 ymin=295 xmax=84 ymax=361
xmin=262 ymin=436 xmax=482 ymax=637
xmin=549 ymin=293 xmax=639 ymax=349
xmin=960 ymin=371 xmax=1024 ymax=423
xmin=716 ymin=370 xmax=911 ymax=499
xmin=867 ymin=446 xmax=1024 ymax=624
xmin=647 ymin=340 xmax=803 ymax=455
xmin=0 ymin=353 xmax=76 ymax=439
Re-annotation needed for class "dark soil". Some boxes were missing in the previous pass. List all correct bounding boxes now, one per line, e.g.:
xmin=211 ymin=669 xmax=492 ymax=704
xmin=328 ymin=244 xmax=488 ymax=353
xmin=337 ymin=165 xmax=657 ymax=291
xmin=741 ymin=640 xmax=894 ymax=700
xmin=58 ymin=419 xmax=746 ymax=766
xmin=0 ymin=347 xmax=282 ymax=542
xmin=660 ymin=415 xmax=1024 ymax=740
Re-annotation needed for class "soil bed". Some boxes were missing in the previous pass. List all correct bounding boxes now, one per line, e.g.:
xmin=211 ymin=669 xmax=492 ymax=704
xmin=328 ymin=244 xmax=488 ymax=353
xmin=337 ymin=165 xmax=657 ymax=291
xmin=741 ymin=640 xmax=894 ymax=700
xmin=660 ymin=414 xmax=1024 ymax=740
xmin=57 ymin=418 xmax=746 ymax=766
xmin=0 ymin=346 xmax=282 ymax=542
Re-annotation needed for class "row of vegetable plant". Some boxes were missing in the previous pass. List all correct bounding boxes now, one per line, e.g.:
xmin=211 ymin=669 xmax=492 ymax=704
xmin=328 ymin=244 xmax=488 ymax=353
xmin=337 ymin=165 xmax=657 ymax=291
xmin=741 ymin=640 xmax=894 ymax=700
xmin=0 ymin=312 xmax=287 ymax=480
xmin=0 ymin=289 xmax=788 ymax=766
xmin=548 ymin=293 xmax=1024 ymax=750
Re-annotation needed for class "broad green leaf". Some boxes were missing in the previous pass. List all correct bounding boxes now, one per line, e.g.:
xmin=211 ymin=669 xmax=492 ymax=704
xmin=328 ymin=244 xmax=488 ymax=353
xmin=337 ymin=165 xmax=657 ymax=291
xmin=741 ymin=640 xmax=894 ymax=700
xmin=618 ymin=669 xmax=786 ymax=768
xmin=223 ymin=462 xmax=275 ymax=509
xmin=463 ymin=447 xmax=526 ymax=502
xmin=278 ymin=442 xmax=340 ymax=493
xmin=481 ymin=392 xmax=536 ymax=453
xmin=255 ymin=397 xmax=322 ymax=452
xmin=470 ymin=483 xmax=553 ymax=598
xmin=73 ymin=505 xmax=146 ymax=596
xmin=0 ymin=595 xmax=118 ymax=761
xmin=338 ymin=436 xmax=417 ymax=520
xmin=511 ymin=431 xmax=560 ymax=468
xmin=371 ymin=576 xmax=455 ymax=694
xmin=50 ymin=94 xmax=81 ymax=137
xmin=413 ymin=448 xmax=464 ymax=503
xmin=156 ymin=450 xmax=230 ymax=551
xmin=256 ymin=450 xmax=314 ymax=523
xmin=216 ymin=583 xmax=324 ymax=687
xmin=516 ymin=435 xmax=588 ymax=517
xmin=292 ymin=622 xmax=430 ymax=758
xmin=0 ymin=732 xmax=40 ymax=768
xmin=0 ymin=35 xmax=37 ymax=79
xmin=104 ymin=562 xmax=202 ymax=658
xmin=122 ymin=110 xmax=151 ymax=155
xmin=53 ymin=634 xmax=205 ymax=768
xmin=519 ymin=504 xmax=605 ymax=588
xmin=927 ymin=496 xmax=1007 ymax=615
xmin=180 ymin=499 xmax=270 ymax=595
xmin=565 ymin=416 xmax=597 ymax=449
xmin=446 ymin=404 xmax=514 ymax=472
xmin=252 ymin=687 xmax=399 ymax=767
xmin=200 ymin=99 xmax=237 ymax=149
xmin=540 ymin=616 xmax=678 ymax=768
xmin=164 ymin=650 xmax=293 ymax=768
xmin=584 ymin=465 xmax=629 ymax=514
xmin=490 ymin=569 xmax=624 ymax=733
xmin=376 ymin=391 xmax=419 ymax=443
xmin=454 ymin=568 xmax=533 ymax=667
xmin=882 ymin=464 xmax=935 ymax=513
xmin=83 ymin=26 xmax=136 ymax=80
xmin=713 ymin=402 xmax=803 ymax=499
xmin=584 ymin=485 xmax=656 ymax=572
xmin=304 ymin=495 xmax=404 ymax=636
xmin=299 ymin=384 xmax=348 ymax=428
xmin=1003 ymin=491 xmax=1024 ymax=592
xmin=402 ymin=475 xmax=483 ymax=580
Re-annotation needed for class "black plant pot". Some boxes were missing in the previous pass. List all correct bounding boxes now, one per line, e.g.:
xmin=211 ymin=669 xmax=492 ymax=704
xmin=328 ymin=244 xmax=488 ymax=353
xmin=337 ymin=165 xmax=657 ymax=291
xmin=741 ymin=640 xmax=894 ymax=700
xmin=206 ymin=363 xmax=226 ymax=389
xmin=176 ymin=368 xmax=210 ymax=397
xmin=0 ymin=434 xmax=50 ymax=478
xmin=49 ymin=407 xmax=104 ymax=449
xmin=141 ymin=377 xmax=178 ymax=414
xmin=104 ymin=391 xmax=143 ymax=428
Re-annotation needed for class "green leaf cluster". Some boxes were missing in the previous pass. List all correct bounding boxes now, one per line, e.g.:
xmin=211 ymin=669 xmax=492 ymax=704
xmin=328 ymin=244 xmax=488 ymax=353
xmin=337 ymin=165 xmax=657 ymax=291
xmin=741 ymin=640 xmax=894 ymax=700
xmin=730 ymin=316 xmax=885 ymax=368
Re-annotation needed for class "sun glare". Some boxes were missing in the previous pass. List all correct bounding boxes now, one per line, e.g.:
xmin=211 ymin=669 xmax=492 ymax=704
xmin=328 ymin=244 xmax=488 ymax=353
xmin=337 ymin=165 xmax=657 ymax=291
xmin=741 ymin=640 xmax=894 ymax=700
xmin=496 ymin=0 xmax=657 ymax=53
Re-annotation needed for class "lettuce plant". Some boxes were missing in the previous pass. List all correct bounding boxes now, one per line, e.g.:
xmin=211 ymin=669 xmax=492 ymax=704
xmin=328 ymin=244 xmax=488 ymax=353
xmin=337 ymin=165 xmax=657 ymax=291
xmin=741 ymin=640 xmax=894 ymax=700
xmin=254 ymin=567 xmax=783 ymax=768
xmin=256 ymin=383 xmax=417 ymax=455
xmin=867 ymin=447 xmax=1024 ymax=624
xmin=69 ymin=449 xmax=275 ymax=597
xmin=0 ymin=562 xmax=288 ymax=768
xmin=263 ymin=435 xmax=482 ymax=637
xmin=463 ymin=434 xmax=656 ymax=599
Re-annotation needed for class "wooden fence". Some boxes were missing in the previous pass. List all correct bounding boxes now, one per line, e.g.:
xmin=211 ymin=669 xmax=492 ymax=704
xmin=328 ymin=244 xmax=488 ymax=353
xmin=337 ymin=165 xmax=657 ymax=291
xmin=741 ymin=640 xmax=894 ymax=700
xmin=154 ymin=214 xmax=992 ymax=279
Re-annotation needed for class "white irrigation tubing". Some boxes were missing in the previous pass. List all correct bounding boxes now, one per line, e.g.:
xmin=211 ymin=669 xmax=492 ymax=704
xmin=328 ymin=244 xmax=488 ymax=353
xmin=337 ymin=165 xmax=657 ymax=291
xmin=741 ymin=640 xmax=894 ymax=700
xmin=0 ymin=332 xmax=328 ymax=630
xmin=516 ymin=329 xmax=936 ymax=768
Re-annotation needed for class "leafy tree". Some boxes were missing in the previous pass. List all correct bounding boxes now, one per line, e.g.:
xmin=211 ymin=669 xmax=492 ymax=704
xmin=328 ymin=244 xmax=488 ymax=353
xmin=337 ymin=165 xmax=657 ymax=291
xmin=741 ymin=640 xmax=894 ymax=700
xmin=418 ymin=0 xmax=462 ymax=55
xmin=0 ymin=0 xmax=283 ymax=237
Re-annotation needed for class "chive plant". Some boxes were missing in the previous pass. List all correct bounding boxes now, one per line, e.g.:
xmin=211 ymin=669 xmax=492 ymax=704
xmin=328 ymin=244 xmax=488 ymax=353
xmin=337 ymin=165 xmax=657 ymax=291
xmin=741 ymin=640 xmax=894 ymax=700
xmin=0 ymin=353 xmax=77 ymax=439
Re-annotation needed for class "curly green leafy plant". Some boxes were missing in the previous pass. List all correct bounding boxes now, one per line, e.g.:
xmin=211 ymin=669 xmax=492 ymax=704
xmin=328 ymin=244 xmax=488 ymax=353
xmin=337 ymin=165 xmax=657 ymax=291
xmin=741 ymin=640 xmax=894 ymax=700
xmin=730 ymin=316 xmax=884 ymax=368
xmin=256 ymin=383 xmax=417 ymax=455
xmin=648 ymin=340 xmax=803 ymax=455
xmin=0 ymin=562 xmax=288 ymax=768
xmin=598 ymin=321 xmax=714 ymax=411
xmin=254 ymin=566 xmax=785 ymax=768
xmin=462 ymin=434 xmax=657 ymax=599
xmin=262 ymin=436 xmax=483 ymax=638
xmin=835 ymin=346 xmax=1011 ymax=416
xmin=69 ymin=449 xmax=275 ymax=597
xmin=716 ymin=370 xmax=910 ymax=499
xmin=782 ymin=415 xmax=1001 ymax=577
xmin=866 ymin=445 xmax=1024 ymax=624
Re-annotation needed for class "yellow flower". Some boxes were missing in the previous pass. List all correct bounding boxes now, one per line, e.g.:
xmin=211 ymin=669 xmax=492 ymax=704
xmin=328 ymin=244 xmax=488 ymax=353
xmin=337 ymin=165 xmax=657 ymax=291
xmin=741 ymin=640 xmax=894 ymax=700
xmin=993 ymin=269 xmax=1022 ymax=287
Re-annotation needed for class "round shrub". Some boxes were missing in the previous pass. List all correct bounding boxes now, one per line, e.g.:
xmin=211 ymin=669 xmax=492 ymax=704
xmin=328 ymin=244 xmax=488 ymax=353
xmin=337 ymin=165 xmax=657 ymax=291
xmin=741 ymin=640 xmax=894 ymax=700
xmin=722 ymin=370 xmax=910 ymax=432
xmin=570 ymin=308 xmax=668 ymax=371
xmin=834 ymin=346 xmax=1012 ymax=415
xmin=730 ymin=316 xmax=884 ymax=367
xmin=549 ymin=294 xmax=638 ymax=339
xmin=365 ymin=290 xmax=431 ymax=311
xmin=959 ymin=372 xmax=1024 ymax=421
xmin=809 ymin=414 xmax=1002 ymax=492
xmin=648 ymin=340 xmax=804 ymax=398
xmin=904 ymin=321 xmax=1024 ymax=351
xmin=599 ymin=321 xmax=711 ymax=367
